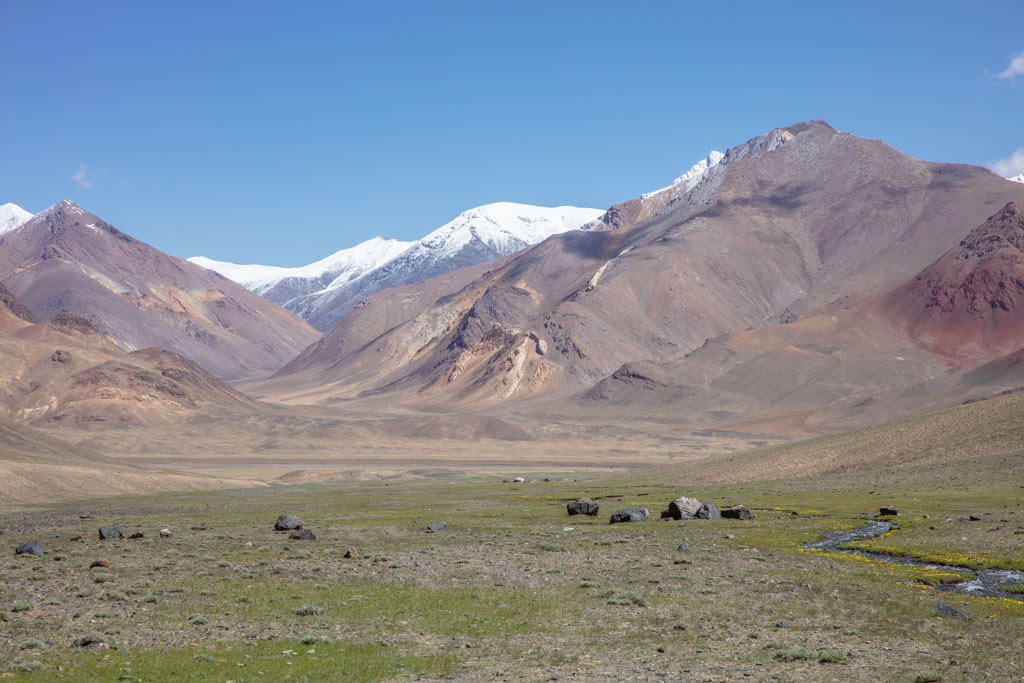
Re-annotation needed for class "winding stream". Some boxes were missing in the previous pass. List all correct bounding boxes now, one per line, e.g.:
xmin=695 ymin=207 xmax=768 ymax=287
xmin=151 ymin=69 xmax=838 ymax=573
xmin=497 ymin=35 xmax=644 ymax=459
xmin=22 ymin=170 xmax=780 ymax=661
xmin=803 ymin=520 xmax=1024 ymax=599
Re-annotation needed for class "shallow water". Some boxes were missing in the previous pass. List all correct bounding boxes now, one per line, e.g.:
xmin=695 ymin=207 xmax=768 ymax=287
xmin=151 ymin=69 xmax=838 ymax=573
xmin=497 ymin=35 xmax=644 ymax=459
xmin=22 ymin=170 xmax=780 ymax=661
xmin=803 ymin=520 xmax=1024 ymax=599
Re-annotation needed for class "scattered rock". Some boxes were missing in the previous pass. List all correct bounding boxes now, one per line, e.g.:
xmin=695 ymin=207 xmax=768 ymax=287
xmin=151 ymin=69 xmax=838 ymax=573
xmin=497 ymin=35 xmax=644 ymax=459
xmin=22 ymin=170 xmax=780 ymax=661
xmin=513 ymin=477 xmax=525 ymax=483
xmin=191 ymin=523 xmax=208 ymax=531
xmin=775 ymin=620 xmax=794 ymax=629
xmin=78 ymin=515 xmax=92 ymax=520
xmin=70 ymin=535 xmax=83 ymax=541
xmin=425 ymin=522 xmax=448 ymax=533
xmin=343 ymin=547 xmax=359 ymax=558
xmin=289 ymin=529 xmax=316 ymax=540
xmin=968 ymin=513 xmax=982 ymax=521
xmin=15 ymin=541 xmax=46 ymax=556
xmin=90 ymin=559 xmax=110 ymax=569
xmin=695 ymin=503 xmax=721 ymax=520
xmin=128 ymin=532 xmax=144 ymax=539
xmin=274 ymin=514 xmax=303 ymax=531
xmin=663 ymin=496 xmax=703 ymax=520
xmin=676 ymin=540 xmax=691 ymax=552
xmin=567 ymin=497 xmax=599 ymax=516
xmin=723 ymin=533 xmax=735 ymax=539
xmin=46 ymin=532 xmax=59 ymax=538
xmin=609 ymin=508 xmax=649 ymax=524
xmin=879 ymin=506 xmax=899 ymax=516
xmin=936 ymin=602 xmax=969 ymax=619
xmin=98 ymin=524 xmax=124 ymax=540
xmin=158 ymin=529 xmax=171 ymax=538
xmin=721 ymin=505 xmax=753 ymax=520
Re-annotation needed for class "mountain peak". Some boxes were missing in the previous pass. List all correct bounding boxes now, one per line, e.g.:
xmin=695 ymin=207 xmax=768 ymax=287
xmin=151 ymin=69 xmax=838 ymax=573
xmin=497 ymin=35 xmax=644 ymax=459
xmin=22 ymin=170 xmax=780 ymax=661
xmin=956 ymin=201 xmax=1024 ymax=258
xmin=1009 ymin=173 xmax=1024 ymax=184
xmin=0 ymin=202 xmax=34 ymax=234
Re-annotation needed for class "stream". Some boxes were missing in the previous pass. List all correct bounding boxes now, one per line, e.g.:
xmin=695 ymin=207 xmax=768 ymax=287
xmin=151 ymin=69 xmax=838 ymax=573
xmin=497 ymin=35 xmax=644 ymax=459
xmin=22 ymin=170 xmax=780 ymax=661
xmin=803 ymin=520 xmax=1024 ymax=599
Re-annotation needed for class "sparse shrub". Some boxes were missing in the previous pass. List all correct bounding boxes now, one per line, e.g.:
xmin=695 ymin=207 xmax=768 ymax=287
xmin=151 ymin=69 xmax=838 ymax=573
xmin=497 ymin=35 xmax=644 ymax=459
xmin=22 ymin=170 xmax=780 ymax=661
xmin=188 ymin=614 xmax=209 ymax=625
xmin=774 ymin=647 xmax=812 ymax=662
xmin=237 ymin=596 xmax=251 ymax=603
xmin=578 ymin=581 xmax=599 ymax=588
xmin=293 ymin=605 xmax=323 ymax=616
xmin=74 ymin=588 xmax=91 ymax=598
xmin=10 ymin=603 xmax=32 ymax=613
xmin=42 ymin=598 xmax=60 ymax=606
xmin=143 ymin=595 xmax=158 ymax=604
xmin=93 ymin=575 xmax=108 ymax=584
xmin=72 ymin=633 xmax=116 ymax=649
xmin=18 ymin=639 xmax=45 ymax=650
xmin=93 ymin=611 xmax=111 ymax=619
xmin=9 ymin=659 xmax=43 ymax=672
xmin=818 ymin=650 xmax=844 ymax=663
xmin=102 ymin=590 xmax=127 ymax=602
xmin=913 ymin=674 xmax=942 ymax=683
xmin=300 ymin=636 xmax=331 ymax=645
xmin=539 ymin=542 xmax=566 ymax=552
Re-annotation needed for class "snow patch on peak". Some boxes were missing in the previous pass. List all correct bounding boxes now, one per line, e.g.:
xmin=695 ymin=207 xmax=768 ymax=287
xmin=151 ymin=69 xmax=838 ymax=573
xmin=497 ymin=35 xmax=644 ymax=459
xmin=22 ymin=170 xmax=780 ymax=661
xmin=642 ymin=151 xmax=725 ymax=199
xmin=0 ymin=202 xmax=34 ymax=234
xmin=1009 ymin=173 xmax=1024 ymax=184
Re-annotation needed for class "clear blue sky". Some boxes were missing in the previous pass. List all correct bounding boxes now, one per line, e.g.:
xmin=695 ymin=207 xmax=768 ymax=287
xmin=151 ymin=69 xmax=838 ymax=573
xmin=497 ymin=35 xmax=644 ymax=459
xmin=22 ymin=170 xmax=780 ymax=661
xmin=2 ymin=1 xmax=1022 ymax=265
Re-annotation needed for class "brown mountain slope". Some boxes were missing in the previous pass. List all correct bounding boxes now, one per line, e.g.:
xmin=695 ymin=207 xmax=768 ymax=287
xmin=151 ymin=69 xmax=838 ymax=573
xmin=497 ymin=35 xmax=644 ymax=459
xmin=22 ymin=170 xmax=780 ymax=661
xmin=0 ymin=201 xmax=319 ymax=380
xmin=260 ymin=121 xmax=1024 ymax=409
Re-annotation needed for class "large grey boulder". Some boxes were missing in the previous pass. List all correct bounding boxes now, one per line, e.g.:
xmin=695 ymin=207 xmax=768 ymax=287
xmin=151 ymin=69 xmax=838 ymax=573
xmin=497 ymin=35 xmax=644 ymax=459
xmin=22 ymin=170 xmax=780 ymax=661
xmin=274 ymin=514 xmax=303 ymax=531
xmin=15 ymin=541 xmax=46 ymax=555
xmin=289 ymin=529 xmax=316 ymax=541
xmin=609 ymin=508 xmax=649 ymax=524
xmin=567 ymin=498 xmax=599 ymax=516
xmin=425 ymin=522 xmax=448 ymax=533
xmin=695 ymin=503 xmax=721 ymax=519
xmin=663 ymin=496 xmax=702 ymax=520
xmin=720 ymin=505 xmax=753 ymax=520
xmin=98 ymin=524 xmax=124 ymax=540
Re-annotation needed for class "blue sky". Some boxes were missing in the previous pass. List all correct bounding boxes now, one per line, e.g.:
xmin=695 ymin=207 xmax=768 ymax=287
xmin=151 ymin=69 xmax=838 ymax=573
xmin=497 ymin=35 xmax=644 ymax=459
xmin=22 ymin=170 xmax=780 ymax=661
xmin=2 ymin=1 xmax=1022 ymax=265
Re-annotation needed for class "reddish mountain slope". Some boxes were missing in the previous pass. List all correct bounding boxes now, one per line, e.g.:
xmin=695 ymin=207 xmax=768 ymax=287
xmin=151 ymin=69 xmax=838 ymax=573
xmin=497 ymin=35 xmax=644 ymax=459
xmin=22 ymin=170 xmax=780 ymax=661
xmin=0 ymin=201 xmax=319 ymax=380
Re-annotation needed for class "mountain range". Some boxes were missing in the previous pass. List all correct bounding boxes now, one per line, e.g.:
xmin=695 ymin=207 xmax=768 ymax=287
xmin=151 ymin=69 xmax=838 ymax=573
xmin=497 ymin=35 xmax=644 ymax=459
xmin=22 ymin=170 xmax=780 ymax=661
xmin=189 ymin=202 xmax=603 ymax=330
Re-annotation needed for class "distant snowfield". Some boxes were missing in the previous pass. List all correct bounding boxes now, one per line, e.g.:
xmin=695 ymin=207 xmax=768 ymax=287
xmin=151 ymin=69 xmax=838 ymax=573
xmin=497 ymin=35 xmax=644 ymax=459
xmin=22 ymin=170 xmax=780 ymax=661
xmin=0 ymin=202 xmax=33 ymax=234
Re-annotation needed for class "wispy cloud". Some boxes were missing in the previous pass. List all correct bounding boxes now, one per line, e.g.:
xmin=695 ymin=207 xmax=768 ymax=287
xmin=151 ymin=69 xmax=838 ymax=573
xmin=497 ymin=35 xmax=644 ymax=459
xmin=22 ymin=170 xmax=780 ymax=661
xmin=70 ymin=163 xmax=93 ymax=189
xmin=996 ymin=50 xmax=1024 ymax=81
xmin=990 ymin=147 xmax=1024 ymax=178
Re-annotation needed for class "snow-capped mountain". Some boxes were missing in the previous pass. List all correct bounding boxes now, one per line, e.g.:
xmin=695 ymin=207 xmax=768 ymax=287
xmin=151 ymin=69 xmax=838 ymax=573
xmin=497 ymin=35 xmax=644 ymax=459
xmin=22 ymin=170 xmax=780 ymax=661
xmin=190 ymin=202 xmax=603 ymax=330
xmin=641 ymin=151 xmax=725 ymax=199
xmin=0 ymin=203 xmax=33 ymax=234
xmin=1009 ymin=173 xmax=1024 ymax=184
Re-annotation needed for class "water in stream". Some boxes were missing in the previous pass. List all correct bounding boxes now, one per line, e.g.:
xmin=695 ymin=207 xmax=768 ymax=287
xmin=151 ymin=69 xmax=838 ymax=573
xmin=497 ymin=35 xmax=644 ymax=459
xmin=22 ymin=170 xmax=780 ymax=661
xmin=803 ymin=520 xmax=1024 ymax=599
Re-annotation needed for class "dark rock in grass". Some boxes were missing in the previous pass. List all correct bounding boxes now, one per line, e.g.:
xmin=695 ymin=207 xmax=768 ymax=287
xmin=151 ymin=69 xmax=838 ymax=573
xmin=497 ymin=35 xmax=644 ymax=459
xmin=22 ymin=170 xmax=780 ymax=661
xmin=720 ymin=505 xmax=753 ymax=520
xmin=567 ymin=497 xmax=599 ymax=516
xmin=15 ymin=541 xmax=46 ymax=556
xmin=128 ymin=532 xmax=144 ymax=539
xmin=676 ymin=540 xmax=691 ymax=552
xmin=968 ymin=513 xmax=982 ymax=521
xmin=425 ymin=522 xmax=448 ymax=533
xmin=775 ymin=620 xmax=794 ymax=629
xmin=289 ymin=529 xmax=316 ymax=541
xmin=343 ymin=547 xmax=359 ymax=558
xmin=72 ymin=634 xmax=115 ymax=649
xmin=274 ymin=514 xmax=303 ymax=531
xmin=98 ymin=524 xmax=124 ymax=540
xmin=191 ymin=522 xmax=209 ymax=531
xmin=936 ymin=602 xmax=969 ymax=619
xmin=609 ymin=508 xmax=649 ymax=524
xmin=663 ymin=496 xmax=702 ymax=520
xmin=695 ymin=502 xmax=721 ymax=520
xmin=879 ymin=506 xmax=899 ymax=516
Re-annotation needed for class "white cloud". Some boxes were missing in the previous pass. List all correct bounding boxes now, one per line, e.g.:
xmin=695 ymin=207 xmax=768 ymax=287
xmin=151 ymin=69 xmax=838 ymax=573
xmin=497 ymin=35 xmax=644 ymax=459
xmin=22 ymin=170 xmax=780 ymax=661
xmin=990 ymin=147 xmax=1024 ymax=178
xmin=997 ymin=50 xmax=1024 ymax=80
xmin=70 ymin=163 xmax=93 ymax=189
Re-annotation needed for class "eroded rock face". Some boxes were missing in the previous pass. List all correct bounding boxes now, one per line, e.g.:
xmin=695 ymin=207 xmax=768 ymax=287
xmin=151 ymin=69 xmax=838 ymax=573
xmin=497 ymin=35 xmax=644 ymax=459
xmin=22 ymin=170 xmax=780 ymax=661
xmin=720 ymin=505 xmax=753 ymax=520
xmin=274 ymin=514 xmax=303 ymax=531
xmin=567 ymin=498 xmax=599 ymax=516
xmin=609 ymin=508 xmax=649 ymax=524
xmin=663 ymin=496 xmax=702 ymax=520
xmin=98 ymin=524 xmax=124 ymax=540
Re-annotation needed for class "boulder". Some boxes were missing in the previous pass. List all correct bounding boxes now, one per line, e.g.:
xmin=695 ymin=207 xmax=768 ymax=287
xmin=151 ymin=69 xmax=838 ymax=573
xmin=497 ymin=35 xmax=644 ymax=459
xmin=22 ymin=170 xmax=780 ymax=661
xmin=343 ymin=547 xmax=359 ymax=558
xmin=15 ymin=541 xmax=46 ymax=556
xmin=289 ymin=529 xmax=316 ymax=541
xmin=98 ymin=524 xmax=124 ymax=540
xmin=879 ymin=506 xmax=899 ymax=516
xmin=567 ymin=498 xmax=599 ymax=516
xmin=513 ymin=477 xmax=525 ymax=483
xmin=720 ymin=505 xmax=753 ymax=520
xmin=274 ymin=514 xmax=303 ymax=531
xmin=936 ymin=602 xmax=969 ymax=619
xmin=158 ymin=529 xmax=171 ymax=538
xmin=128 ymin=532 xmax=144 ymax=539
xmin=695 ymin=503 xmax=721 ymax=520
xmin=663 ymin=497 xmax=702 ymax=520
xmin=425 ymin=522 xmax=448 ymax=533
xmin=609 ymin=508 xmax=649 ymax=524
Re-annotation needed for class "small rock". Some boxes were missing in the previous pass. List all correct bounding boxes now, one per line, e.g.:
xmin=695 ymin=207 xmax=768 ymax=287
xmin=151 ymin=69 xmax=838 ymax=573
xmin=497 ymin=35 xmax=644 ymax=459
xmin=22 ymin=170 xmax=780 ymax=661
xmin=158 ymin=529 xmax=171 ymax=538
xmin=289 ymin=529 xmax=316 ymax=541
xmin=676 ymin=540 xmax=691 ymax=552
xmin=663 ymin=496 xmax=702 ymax=520
xmin=968 ymin=513 xmax=982 ymax=521
xmin=191 ymin=523 xmax=209 ymax=531
xmin=695 ymin=502 xmax=721 ymax=520
xmin=46 ymin=532 xmax=59 ymax=538
xmin=343 ymin=547 xmax=359 ymax=558
xmin=425 ymin=522 xmax=448 ymax=533
xmin=90 ymin=559 xmax=110 ymax=569
xmin=70 ymin=535 xmax=82 ymax=541
xmin=98 ymin=524 xmax=124 ymax=540
xmin=513 ymin=477 xmax=525 ymax=483
xmin=567 ymin=497 xmax=599 ymax=516
xmin=879 ymin=506 xmax=899 ymax=516
xmin=609 ymin=508 xmax=649 ymax=524
xmin=775 ymin=620 xmax=794 ymax=629
xmin=936 ymin=602 xmax=969 ymax=619
xmin=723 ymin=533 xmax=735 ymax=539
xmin=15 ymin=541 xmax=46 ymax=556
xmin=274 ymin=514 xmax=303 ymax=531
xmin=79 ymin=515 xmax=92 ymax=520
xmin=721 ymin=505 xmax=753 ymax=520
xmin=128 ymin=532 xmax=144 ymax=539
